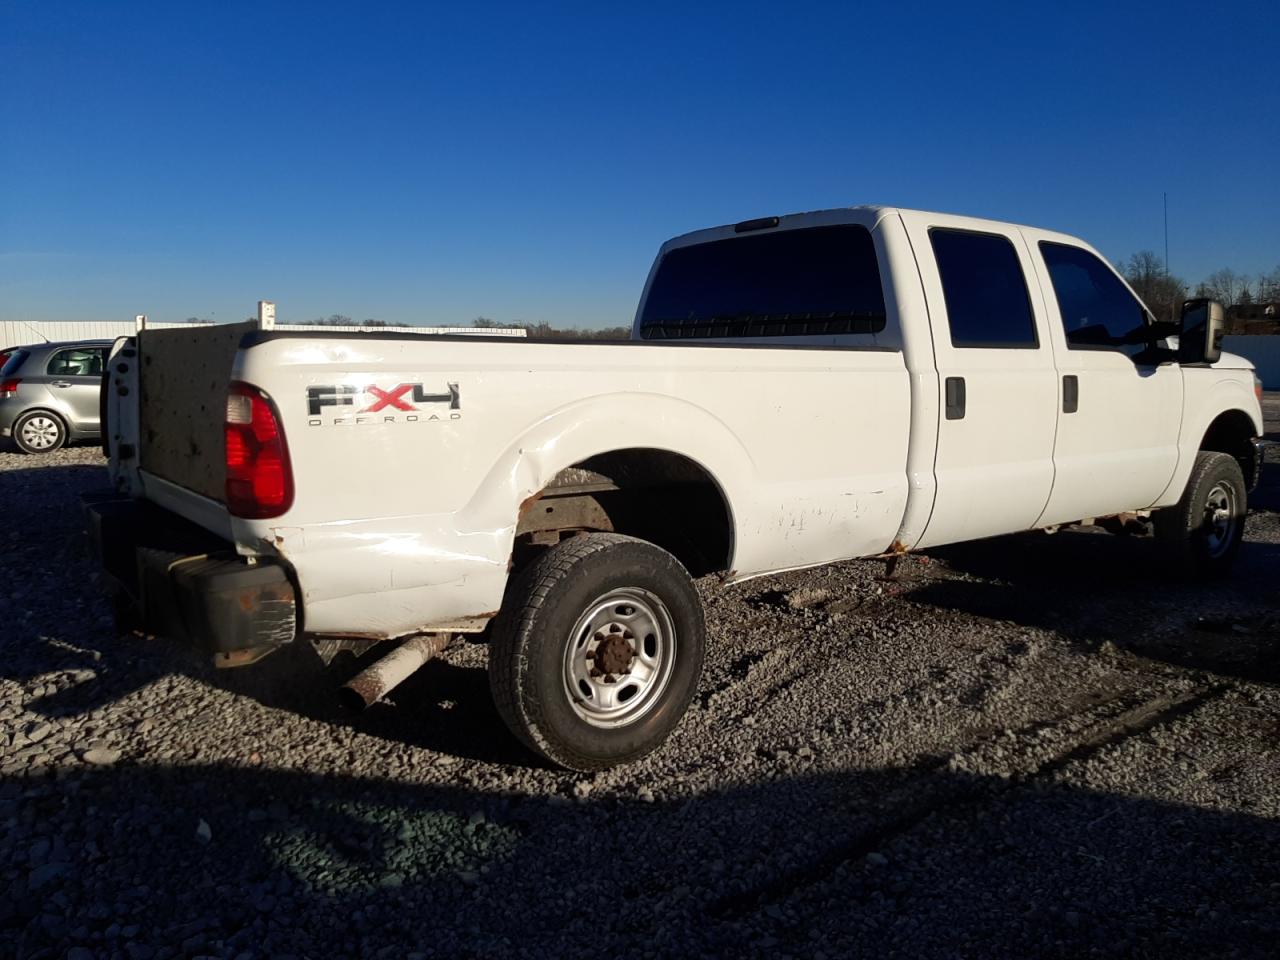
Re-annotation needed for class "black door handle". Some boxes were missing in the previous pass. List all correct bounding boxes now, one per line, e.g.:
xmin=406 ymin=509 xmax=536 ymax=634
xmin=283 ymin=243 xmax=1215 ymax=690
xmin=945 ymin=376 xmax=966 ymax=420
xmin=1063 ymin=375 xmax=1079 ymax=414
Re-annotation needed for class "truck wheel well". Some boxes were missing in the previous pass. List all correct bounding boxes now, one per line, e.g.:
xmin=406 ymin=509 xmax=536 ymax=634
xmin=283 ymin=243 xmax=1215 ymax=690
xmin=1200 ymin=410 xmax=1256 ymax=479
xmin=514 ymin=449 xmax=733 ymax=578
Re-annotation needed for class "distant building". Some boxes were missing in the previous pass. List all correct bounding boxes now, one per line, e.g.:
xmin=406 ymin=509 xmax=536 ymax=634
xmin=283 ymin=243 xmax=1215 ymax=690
xmin=1231 ymin=302 xmax=1279 ymax=322
xmin=1225 ymin=302 xmax=1280 ymax=336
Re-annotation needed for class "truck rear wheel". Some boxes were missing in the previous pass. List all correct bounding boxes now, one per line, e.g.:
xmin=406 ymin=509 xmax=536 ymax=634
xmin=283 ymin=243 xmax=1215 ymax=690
xmin=488 ymin=533 xmax=705 ymax=771
xmin=1154 ymin=451 xmax=1246 ymax=579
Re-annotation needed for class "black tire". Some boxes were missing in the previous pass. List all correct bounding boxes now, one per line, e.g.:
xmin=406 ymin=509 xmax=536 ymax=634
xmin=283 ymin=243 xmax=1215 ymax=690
xmin=1154 ymin=451 xmax=1247 ymax=579
xmin=488 ymin=533 xmax=705 ymax=771
xmin=13 ymin=410 xmax=66 ymax=454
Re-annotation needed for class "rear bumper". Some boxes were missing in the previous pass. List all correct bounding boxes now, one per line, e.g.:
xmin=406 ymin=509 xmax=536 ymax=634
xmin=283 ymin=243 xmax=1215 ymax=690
xmin=82 ymin=491 xmax=297 ymax=660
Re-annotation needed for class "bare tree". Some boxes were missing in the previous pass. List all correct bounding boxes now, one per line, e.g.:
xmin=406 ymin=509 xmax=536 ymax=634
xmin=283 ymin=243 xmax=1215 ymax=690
xmin=1259 ymin=266 xmax=1280 ymax=303
xmin=469 ymin=316 xmax=630 ymax=340
xmin=1202 ymin=269 xmax=1249 ymax=307
xmin=1121 ymin=250 xmax=1186 ymax=322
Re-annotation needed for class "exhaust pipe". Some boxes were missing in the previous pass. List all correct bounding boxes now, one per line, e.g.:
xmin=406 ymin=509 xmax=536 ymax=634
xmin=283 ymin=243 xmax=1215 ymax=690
xmin=339 ymin=633 xmax=450 ymax=710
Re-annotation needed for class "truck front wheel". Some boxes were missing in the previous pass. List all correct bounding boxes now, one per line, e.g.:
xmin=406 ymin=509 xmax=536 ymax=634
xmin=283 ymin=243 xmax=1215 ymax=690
xmin=1154 ymin=451 xmax=1247 ymax=579
xmin=488 ymin=533 xmax=705 ymax=771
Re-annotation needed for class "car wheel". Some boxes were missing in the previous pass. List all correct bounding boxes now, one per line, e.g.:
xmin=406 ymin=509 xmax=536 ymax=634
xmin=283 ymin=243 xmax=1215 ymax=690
xmin=13 ymin=411 xmax=66 ymax=454
xmin=1153 ymin=451 xmax=1246 ymax=579
xmin=488 ymin=533 xmax=705 ymax=771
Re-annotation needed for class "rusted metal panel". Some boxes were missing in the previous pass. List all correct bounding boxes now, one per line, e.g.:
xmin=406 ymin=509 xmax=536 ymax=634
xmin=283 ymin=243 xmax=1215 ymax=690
xmin=516 ymin=493 xmax=613 ymax=536
xmin=137 ymin=322 xmax=254 ymax=502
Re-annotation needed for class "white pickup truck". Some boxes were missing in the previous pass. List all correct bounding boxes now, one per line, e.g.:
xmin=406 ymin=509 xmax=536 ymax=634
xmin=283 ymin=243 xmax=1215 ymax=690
xmin=84 ymin=206 xmax=1268 ymax=770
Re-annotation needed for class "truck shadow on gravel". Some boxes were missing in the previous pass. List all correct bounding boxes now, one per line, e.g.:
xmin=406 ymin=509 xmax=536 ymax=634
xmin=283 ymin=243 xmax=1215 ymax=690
xmin=912 ymin=525 xmax=1280 ymax=686
xmin=2 ymin=760 xmax=1278 ymax=959
xmin=6 ymin=460 xmax=1277 ymax=765
xmin=0 ymin=461 xmax=530 ymax=766
xmin=8 ymin=628 xmax=536 ymax=768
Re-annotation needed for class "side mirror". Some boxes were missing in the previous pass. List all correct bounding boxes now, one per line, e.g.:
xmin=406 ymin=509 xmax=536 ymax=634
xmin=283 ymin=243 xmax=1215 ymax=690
xmin=1178 ymin=298 xmax=1224 ymax=365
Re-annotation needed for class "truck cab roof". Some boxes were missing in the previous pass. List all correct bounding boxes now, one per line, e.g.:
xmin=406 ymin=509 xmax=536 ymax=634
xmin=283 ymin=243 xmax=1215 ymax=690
xmin=660 ymin=205 xmax=1089 ymax=254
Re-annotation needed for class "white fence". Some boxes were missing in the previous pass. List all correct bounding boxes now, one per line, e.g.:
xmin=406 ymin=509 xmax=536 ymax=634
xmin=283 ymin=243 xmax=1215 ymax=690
xmin=0 ymin=320 xmax=526 ymax=350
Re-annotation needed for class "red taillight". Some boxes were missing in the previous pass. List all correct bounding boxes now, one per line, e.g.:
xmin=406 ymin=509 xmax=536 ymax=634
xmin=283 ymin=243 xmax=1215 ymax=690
xmin=224 ymin=381 xmax=293 ymax=518
xmin=0 ymin=378 xmax=19 ymax=397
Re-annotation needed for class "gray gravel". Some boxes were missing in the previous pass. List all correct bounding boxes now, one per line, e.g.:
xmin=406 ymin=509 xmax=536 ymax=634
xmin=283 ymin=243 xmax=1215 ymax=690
xmin=2 ymin=409 xmax=1279 ymax=960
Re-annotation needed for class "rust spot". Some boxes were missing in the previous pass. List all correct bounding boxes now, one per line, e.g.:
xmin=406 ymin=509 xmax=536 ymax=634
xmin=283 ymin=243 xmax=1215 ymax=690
xmin=344 ymin=673 xmax=386 ymax=707
xmin=315 ymin=630 xmax=394 ymax=641
xmin=518 ymin=491 xmax=543 ymax=519
xmin=213 ymin=646 xmax=278 ymax=668
xmin=890 ymin=539 xmax=909 ymax=554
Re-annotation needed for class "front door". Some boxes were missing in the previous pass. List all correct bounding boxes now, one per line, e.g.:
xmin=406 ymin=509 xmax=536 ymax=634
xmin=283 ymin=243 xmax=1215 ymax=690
xmin=899 ymin=212 xmax=1060 ymax=549
xmin=1023 ymin=234 xmax=1183 ymax=525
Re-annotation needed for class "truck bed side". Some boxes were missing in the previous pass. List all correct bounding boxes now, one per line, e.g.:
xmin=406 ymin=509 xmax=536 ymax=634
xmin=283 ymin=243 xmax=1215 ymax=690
xmin=217 ymin=335 xmax=913 ymax=637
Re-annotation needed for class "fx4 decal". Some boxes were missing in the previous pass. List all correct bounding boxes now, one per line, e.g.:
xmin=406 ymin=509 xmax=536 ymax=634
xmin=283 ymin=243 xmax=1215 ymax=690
xmin=306 ymin=382 xmax=461 ymax=425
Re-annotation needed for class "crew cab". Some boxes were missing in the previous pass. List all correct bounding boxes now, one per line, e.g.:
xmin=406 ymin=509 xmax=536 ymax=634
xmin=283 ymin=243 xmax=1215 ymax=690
xmin=83 ymin=206 xmax=1267 ymax=770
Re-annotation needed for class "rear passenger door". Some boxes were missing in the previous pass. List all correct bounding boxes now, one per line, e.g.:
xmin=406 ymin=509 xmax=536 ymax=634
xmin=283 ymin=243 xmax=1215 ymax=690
xmin=900 ymin=212 xmax=1059 ymax=548
xmin=44 ymin=346 xmax=106 ymax=435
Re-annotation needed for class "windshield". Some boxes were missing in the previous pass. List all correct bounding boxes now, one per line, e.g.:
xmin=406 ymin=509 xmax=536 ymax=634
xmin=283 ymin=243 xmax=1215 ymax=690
xmin=639 ymin=224 xmax=886 ymax=340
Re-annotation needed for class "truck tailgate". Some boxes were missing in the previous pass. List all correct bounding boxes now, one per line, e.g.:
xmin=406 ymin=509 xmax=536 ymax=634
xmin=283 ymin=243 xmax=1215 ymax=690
xmin=136 ymin=321 xmax=254 ymax=502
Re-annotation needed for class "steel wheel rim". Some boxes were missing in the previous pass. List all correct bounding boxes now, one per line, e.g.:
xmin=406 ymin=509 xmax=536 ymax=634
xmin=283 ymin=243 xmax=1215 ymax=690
xmin=1203 ymin=481 xmax=1237 ymax=558
xmin=563 ymin=587 xmax=676 ymax=729
xmin=20 ymin=416 xmax=60 ymax=450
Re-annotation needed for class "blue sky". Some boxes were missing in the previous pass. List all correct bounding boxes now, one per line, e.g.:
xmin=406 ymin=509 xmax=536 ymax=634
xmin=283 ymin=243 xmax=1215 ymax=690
xmin=2 ymin=1 xmax=1276 ymax=327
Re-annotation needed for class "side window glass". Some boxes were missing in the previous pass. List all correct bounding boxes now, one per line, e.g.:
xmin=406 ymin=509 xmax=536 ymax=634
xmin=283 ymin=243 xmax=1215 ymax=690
xmin=1039 ymin=243 xmax=1150 ymax=353
xmin=46 ymin=348 xmax=102 ymax=377
xmin=930 ymin=229 xmax=1038 ymax=348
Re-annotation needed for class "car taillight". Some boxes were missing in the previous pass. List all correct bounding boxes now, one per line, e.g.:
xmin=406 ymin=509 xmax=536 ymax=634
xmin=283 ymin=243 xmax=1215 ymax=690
xmin=225 ymin=381 xmax=293 ymax=518
xmin=0 ymin=378 xmax=19 ymax=397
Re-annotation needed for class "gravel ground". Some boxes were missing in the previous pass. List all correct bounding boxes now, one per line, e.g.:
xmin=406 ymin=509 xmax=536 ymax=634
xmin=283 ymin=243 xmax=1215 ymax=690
xmin=2 ymin=404 xmax=1279 ymax=960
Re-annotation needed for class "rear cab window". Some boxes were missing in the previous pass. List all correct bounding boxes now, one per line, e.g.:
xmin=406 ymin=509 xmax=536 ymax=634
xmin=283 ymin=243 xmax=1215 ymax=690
xmin=638 ymin=225 xmax=887 ymax=341
xmin=929 ymin=229 xmax=1038 ymax=348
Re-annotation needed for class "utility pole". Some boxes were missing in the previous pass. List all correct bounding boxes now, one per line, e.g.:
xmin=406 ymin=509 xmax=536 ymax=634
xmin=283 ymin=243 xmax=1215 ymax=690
xmin=1163 ymin=192 xmax=1169 ymax=277
xmin=1163 ymin=192 xmax=1173 ymax=323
